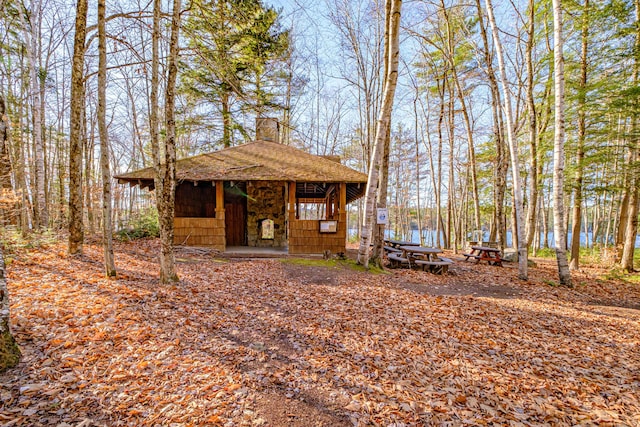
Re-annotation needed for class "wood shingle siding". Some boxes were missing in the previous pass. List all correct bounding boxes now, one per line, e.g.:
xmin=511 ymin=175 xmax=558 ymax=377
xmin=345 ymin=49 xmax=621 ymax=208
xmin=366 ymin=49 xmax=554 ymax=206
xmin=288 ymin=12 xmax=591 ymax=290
xmin=115 ymin=140 xmax=365 ymax=254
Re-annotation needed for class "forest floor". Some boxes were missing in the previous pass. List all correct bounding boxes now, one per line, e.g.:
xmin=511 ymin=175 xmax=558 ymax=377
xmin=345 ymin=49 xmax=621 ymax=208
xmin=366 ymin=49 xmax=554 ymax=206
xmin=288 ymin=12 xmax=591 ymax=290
xmin=1 ymin=238 xmax=639 ymax=426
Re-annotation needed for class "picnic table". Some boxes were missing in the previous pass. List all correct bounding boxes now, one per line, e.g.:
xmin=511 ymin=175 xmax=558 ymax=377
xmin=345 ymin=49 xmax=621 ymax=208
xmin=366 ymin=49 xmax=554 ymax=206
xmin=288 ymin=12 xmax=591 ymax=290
xmin=388 ymin=245 xmax=453 ymax=274
xmin=384 ymin=239 xmax=419 ymax=249
xmin=463 ymin=246 xmax=503 ymax=266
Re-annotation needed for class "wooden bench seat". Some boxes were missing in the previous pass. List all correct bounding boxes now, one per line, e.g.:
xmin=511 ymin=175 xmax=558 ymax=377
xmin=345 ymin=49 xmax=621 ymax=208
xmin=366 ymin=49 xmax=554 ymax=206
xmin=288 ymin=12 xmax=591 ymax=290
xmin=384 ymin=245 xmax=402 ymax=253
xmin=387 ymin=253 xmax=409 ymax=267
xmin=463 ymin=253 xmax=480 ymax=261
xmin=414 ymin=260 xmax=451 ymax=267
xmin=414 ymin=260 xmax=452 ymax=274
xmin=438 ymin=257 xmax=453 ymax=263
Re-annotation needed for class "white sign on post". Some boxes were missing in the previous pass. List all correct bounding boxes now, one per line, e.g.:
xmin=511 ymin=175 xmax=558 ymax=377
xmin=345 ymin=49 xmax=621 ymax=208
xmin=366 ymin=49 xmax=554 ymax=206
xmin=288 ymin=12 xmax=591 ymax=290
xmin=376 ymin=208 xmax=389 ymax=225
xmin=261 ymin=219 xmax=274 ymax=239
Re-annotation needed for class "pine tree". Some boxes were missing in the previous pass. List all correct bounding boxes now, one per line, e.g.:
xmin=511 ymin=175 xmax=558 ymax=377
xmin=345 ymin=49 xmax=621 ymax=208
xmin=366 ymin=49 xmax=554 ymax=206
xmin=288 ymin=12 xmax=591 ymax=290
xmin=183 ymin=0 xmax=288 ymax=147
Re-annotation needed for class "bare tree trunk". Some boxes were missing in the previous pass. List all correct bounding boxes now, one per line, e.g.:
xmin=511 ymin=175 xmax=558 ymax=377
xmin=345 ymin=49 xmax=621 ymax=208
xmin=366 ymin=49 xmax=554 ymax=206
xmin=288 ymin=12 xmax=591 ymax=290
xmin=0 ymin=94 xmax=12 ymax=193
xmin=98 ymin=0 xmax=116 ymax=278
xmin=511 ymin=194 xmax=519 ymax=253
xmin=485 ymin=0 xmax=528 ymax=280
xmin=56 ymin=87 xmax=67 ymax=228
xmin=418 ymin=89 xmax=441 ymax=247
xmin=475 ymin=0 xmax=506 ymax=249
xmin=123 ymin=78 xmax=147 ymax=167
xmin=19 ymin=0 xmax=47 ymax=229
xmin=525 ymin=0 xmax=539 ymax=248
xmin=68 ymin=0 xmax=88 ymax=255
xmin=543 ymin=188 xmax=550 ymax=248
xmin=0 ymin=245 xmax=20 ymax=372
xmin=371 ymin=0 xmax=393 ymax=269
xmin=436 ymin=77 xmax=445 ymax=247
xmin=551 ymin=0 xmax=572 ymax=286
xmin=0 ymin=92 xmax=16 ymax=227
xmin=11 ymin=84 xmax=30 ymax=233
xmin=357 ymin=0 xmax=402 ymax=268
xmin=616 ymin=153 xmax=631 ymax=254
xmin=569 ymin=0 xmax=590 ymax=270
xmin=447 ymin=79 xmax=456 ymax=250
xmin=413 ymin=94 xmax=423 ymax=245
xmin=150 ymin=0 xmax=160 ymax=193
xmin=84 ymin=111 xmax=94 ymax=233
xmin=441 ymin=0 xmax=481 ymax=233
xmin=371 ymin=124 xmax=391 ymax=267
xmin=583 ymin=207 xmax=590 ymax=248
xmin=155 ymin=0 xmax=181 ymax=283
xmin=621 ymin=0 xmax=640 ymax=272
xmin=621 ymin=186 xmax=639 ymax=272
xmin=615 ymin=117 xmax=631 ymax=256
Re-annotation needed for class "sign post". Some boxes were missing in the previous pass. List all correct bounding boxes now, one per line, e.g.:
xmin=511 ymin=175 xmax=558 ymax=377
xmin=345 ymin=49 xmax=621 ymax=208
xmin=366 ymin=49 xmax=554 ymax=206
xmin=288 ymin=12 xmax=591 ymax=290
xmin=376 ymin=208 xmax=389 ymax=225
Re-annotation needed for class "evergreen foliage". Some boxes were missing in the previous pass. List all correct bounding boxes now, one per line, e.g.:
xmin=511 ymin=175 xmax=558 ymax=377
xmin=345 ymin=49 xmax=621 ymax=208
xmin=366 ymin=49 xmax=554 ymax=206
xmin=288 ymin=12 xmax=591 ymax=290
xmin=182 ymin=0 xmax=289 ymax=147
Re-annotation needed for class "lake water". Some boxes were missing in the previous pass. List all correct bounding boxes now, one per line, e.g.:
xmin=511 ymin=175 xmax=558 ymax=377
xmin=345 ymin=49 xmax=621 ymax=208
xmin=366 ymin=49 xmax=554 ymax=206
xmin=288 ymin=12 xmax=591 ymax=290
xmin=350 ymin=229 xmax=640 ymax=248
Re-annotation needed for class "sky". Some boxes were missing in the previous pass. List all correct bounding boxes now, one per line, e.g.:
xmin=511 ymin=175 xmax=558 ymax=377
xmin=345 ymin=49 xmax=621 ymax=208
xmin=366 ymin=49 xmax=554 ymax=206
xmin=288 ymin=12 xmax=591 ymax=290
xmin=260 ymin=0 xmax=528 ymax=149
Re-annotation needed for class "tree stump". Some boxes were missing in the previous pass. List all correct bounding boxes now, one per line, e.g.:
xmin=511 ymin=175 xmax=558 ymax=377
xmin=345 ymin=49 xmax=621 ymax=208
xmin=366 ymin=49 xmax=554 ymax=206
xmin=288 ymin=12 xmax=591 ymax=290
xmin=0 ymin=246 xmax=20 ymax=372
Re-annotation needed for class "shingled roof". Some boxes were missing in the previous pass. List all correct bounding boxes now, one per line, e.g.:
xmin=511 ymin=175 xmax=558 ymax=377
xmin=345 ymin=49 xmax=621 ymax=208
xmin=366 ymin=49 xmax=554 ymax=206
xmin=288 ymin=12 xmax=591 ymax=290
xmin=115 ymin=140 xmax=368 ymax=201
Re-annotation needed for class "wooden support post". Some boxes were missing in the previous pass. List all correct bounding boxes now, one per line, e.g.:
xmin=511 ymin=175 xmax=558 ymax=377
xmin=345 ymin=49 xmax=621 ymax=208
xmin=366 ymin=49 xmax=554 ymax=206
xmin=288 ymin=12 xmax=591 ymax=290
xmin=288 ymin=182 xmax=296 ymax=221
xmin=215 ymin=180 xmax=224 ymax=220
xmin=339 ymin=183 xmax=347 ymax=226
xmin=215 ymin=180 xmax=226 ymax=249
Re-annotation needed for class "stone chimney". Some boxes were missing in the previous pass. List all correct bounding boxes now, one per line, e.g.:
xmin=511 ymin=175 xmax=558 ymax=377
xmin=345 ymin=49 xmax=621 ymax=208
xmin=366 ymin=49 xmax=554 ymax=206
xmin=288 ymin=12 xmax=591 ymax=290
xmin=256 ymin=117 xmax=279 ymax=143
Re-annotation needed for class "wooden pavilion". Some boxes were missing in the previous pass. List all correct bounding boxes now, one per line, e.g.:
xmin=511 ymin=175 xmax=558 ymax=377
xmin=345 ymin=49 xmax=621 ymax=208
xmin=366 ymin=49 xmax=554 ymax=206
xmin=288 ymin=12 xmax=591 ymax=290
xmin=115 ymin=124 xmax=367 ymax=254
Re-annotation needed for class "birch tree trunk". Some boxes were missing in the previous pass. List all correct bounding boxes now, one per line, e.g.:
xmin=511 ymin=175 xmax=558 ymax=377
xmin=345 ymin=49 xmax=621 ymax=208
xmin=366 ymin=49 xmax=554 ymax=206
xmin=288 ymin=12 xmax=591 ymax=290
xmin=371 ymin=0 xmax=392 ymax=269
xmin=68 ymin=0 xmax=88 ymax=255
xmin=150 ymin=0 xmax=160 ymax=193
xmin=0 ymin=245 xmax=20 ymax=372
xmin=524 ymin=0 xmax=539 ymax=248
xmin=17 ymin=1 xmax=46 ymax=228
xmin=98 ymin=0 xmax=116 ymax=278
xmin=485 ymin=0 xmax=528 ymax=280
xmin=371 ymin=125 xmax=391 ymax=267
xmin=551 ymin=0 xmax=572 ymax=286
xmin=357 ymin=0 xmax=402 ymax=268
xmin=19 ymin=1 xmax=47 ymax=229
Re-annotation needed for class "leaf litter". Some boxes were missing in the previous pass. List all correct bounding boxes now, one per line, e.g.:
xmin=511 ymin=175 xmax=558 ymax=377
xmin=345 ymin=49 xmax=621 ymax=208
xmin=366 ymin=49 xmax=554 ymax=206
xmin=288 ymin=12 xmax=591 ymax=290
xmin=1 ymin=239 xmax=639 ymax=426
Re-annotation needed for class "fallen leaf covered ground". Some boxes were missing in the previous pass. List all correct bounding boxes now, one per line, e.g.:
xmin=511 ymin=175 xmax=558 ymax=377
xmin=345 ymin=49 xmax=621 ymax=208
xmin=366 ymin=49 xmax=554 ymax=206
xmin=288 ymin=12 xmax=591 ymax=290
xmin=1 ymin=239 xmax=639 ymax=426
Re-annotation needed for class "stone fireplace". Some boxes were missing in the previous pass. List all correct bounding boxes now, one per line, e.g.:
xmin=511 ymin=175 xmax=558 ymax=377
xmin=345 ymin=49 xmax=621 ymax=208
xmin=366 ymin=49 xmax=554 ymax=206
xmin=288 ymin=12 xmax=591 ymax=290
xmin=246 ymin=181 xmax=287 ymax=247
